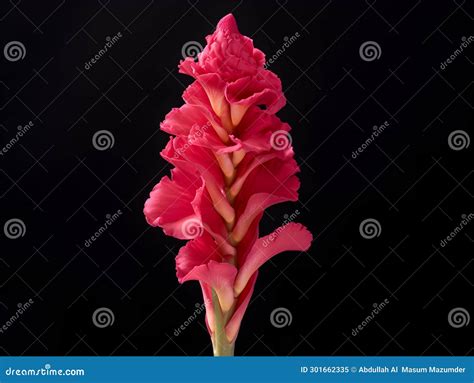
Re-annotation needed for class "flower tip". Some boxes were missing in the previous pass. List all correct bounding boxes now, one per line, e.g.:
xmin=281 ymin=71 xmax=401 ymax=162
xmin=216 ymin=13 xmax=239 ymax=34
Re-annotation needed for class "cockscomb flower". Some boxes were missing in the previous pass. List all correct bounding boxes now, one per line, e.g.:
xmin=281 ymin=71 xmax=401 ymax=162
xmin=144 ymin=14 xmax=312 ymax=356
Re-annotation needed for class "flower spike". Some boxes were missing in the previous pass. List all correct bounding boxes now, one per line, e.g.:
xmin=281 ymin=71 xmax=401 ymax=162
xmin=144 ymin=13 xmax=313 ymax=356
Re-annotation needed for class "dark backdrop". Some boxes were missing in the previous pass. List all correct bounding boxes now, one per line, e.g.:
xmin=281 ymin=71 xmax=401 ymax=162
xmin=0 ymin=0 xmax=472 ymax=356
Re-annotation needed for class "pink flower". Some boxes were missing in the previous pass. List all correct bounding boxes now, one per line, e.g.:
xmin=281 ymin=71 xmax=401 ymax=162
xmin=144 ymin=14 xmax=312 ymax=356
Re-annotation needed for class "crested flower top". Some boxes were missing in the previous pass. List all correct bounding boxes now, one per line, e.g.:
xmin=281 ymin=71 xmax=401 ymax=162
xmin=144 ymin=14 xmax=312 ymax=356
xmin=180 ymin=15 xmax=265 ymax=81
xmin=179 ymin=14 xmax=285 ymax=122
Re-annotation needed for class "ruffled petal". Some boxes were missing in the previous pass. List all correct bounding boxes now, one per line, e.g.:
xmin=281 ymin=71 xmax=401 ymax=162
xmin=161 ymin=137 xmax=224 ymax=191
xmin=182 ymin=81 xmax=211 ymax=107
xmin=176 ymin=232 xmax=221 ymax=282
xmin=234 ymin=223 xmax=312 ymax=294
xmin=162 ymin=99 xmax=230 ymax=144
xmin=178 ymin=56 xmax=202 ymax=78
xmin=160 ymin=104 xmax=208 ymax=136
xmin=225 ymin=71 xmax=285 ymax=125
xmin=143 ymin=168 xmax=202 ymax=239
xmin=189 ymin=123 xmax=239 ymax=153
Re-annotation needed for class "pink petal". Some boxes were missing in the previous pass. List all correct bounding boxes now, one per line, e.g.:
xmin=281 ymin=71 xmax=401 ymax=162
xmin=162 ymin=139 xmax=237 ymax=226
xmin=235 ymin=223 xmax=313 ymax=295
xmin=182 ymin=81 xmax=211 ymax=107
xmin=189 ymin=122 xmax=240 ymax=154
xmin=195 ymin=73 xmax=228 ymax=118
xmin=225 ymin=271 xmax=258 ymax=342
xmin=232 ymin=156 xmax=300 ymax=243
xmin=191 ymin=184 xmax=236 ymax=257
xmin=225 ymin=71 xmax=285 ymax=125
xmin=143 ymin=168 xmax=202 ymax=239
xmin=179 ymin=56 xmax=202 ymax=78
xmin=181 ymin=260 xmax=237 ymax=313
xmin=229 ymin=152 xmax=280 ymax=199
xmin=236 ymin=212 xmax=262 ymax=267
xmin=161 ymin=100 xmax=230 ymax=143
xmin=175 ymin=232 xmax=221 ymax=282
xmin=234 ymin=107 xmax=291 ymax=153
xmin=161 ymin=137 xmax=225 ymax=192
xmin=160 ymin=104 xmax=207 ymax=136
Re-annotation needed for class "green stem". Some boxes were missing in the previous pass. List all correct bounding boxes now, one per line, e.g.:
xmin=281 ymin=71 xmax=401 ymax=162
xmin=211 ymin=289 xmax=236 ymax=356
xmin=212 ymin=332 xmax=235 ymax=356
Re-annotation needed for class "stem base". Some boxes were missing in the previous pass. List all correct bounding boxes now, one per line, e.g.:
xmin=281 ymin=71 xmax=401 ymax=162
xmin=212 ymin=334 xmax=235 ymax=356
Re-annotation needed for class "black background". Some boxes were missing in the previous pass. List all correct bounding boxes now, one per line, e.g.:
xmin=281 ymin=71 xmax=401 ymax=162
xmin=0 ymin=0 xmax=473 ymax=356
